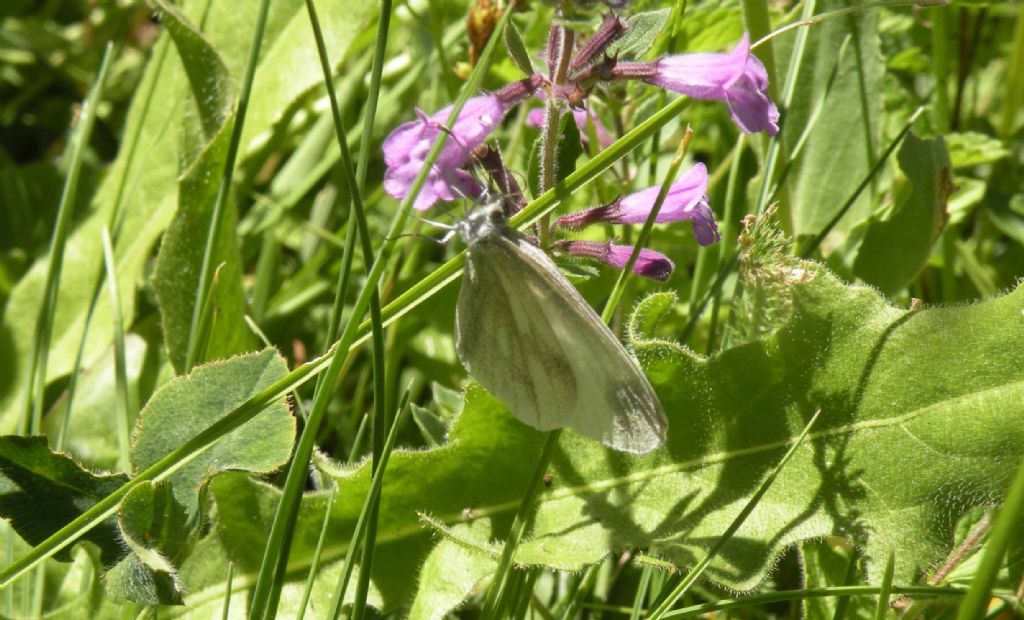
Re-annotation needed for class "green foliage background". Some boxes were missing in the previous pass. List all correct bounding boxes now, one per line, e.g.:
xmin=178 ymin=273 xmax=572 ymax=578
xmin=0 ymin=0 xmax=1022 ymax=618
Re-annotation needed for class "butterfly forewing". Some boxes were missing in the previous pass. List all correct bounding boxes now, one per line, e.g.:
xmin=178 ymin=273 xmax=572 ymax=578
xmin=455 ymin=228 xmax=667 ymax=454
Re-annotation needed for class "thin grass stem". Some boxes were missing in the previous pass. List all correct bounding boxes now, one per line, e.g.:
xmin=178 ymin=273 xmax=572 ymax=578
xmin=24 ymin=42 xmax=117 ymax=435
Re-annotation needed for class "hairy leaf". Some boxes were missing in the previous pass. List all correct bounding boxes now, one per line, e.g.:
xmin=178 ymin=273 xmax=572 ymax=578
xmin=130 ymin=349 xmax=295 ymax=515
xmin=0 ymin=436 xmax=128 ymax=566
xmin=189 ymin=261 xmax=1023 ymax=610
xmin=606 ymin=9 xmax=671 ymax=60
xmin=105 ymin=481 xmax=190 ymax=605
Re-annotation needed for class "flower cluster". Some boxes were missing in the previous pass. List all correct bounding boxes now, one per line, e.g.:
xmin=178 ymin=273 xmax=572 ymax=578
xmin=382 ymin=10 xmax=780 ymax=279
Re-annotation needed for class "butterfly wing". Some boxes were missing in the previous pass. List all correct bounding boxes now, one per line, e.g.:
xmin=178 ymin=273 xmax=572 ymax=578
xmin=455 ymin=232 xmax=667 ymax=454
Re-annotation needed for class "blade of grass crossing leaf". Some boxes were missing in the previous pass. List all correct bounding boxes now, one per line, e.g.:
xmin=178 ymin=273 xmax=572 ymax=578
xmin=0 ymin=342 xmax=336 ymax=589
xmin=221 ymin=562 xmax=234 ymax=620
xmin=23 ymin=42 xmax=117 ymax=436
xmin=799 ymin=107 xmax=925 ymax=258
xmin=831 ymin=550 xmax=860 ymax=620
xmin=955 ymin=455 xmax=1024 ymax=620
xmin=648 ymin=410 xmax=822 ymax=619
xmin=874 ymin=551 xmax=896 ymax=620
xmin=296 ymin=488 xmax=337 ymax=620
xmin=326 ymin=391 xmax=411 ymax=619
xmin=480 ymin=429 xmax=563 ymax=619
xmin=100 ymin=226 xmax=131 ymax=474
xmin=184 ymin=0 xmax=270 ymax=372
xmin=602 ymin=130 xmax=692 ymax=324
xmin=247 ymin=0 xmax=389 ymax=614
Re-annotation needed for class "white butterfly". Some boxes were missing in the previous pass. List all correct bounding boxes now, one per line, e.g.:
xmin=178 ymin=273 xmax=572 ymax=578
xmin=453 ymin=199 xmax=668 ymax=454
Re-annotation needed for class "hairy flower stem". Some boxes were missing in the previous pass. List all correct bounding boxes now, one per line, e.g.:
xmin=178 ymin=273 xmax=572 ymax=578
xmin=538 ymin=21 xmax=575 ymax=247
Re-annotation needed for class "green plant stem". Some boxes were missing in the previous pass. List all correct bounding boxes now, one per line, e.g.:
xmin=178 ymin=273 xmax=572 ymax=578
xmin=647 ymin=410 xmax=821 ymax=618
xmin=955 ymin=455 xmax=1024 ymax=620
xmin=183 ymin=0 xmax=269 ymax=372
xmin=24 ymin=42 xmax=116 ymax=436
xmin=295 ymin=488 xmax=337 ymax=620
xmin=480 ymin=429 xmax=563 ymax=619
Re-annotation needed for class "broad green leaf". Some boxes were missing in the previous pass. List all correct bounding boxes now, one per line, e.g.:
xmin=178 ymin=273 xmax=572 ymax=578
xmin=605 ymin=9 xmax=671 ymax=60
xmin=784 ymin=0 xmax=884 ymax=236
xmin=104 ymin=481 xmax=190 ymax=605
xmin=853 ymin=133 xmax=953 ymax=296
xmin=197 ymin=254 xmax=1022 ymax=611
xmin=0 ymin=436 xmax=128 ymax=566
xmin=130 ymin=349 xmax=295 ymax=515
xmin=150 ymin=0 xmax=252 ymax=372
xmin=409 ymin=521 xmax=496 ymax=620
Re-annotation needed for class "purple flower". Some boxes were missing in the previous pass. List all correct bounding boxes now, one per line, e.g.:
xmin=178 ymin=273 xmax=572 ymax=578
xmin=652 ymin=34 xmax=778 ymax=135
xmin=614 ymin=34 xmax=779 ymax=135
xmin=557 ymin=163 xmax=720 ymax=246
xmin=560 ymin=240 xmax=675 ymax=281
xmin=382 ymin=94 xmax=506 ymax=210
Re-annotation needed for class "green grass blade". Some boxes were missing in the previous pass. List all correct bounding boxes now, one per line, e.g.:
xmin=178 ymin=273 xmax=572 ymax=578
xmin=874 ymin=551 xmax=896 ymax=620
xmin=326 ymin=391 xmax=411 ymax=619
xmin=295 ymin=488 xmax=337 ymax=620
xmin=100 ymin=226 xmax=131 ymax=474
xmin=247 ymin=0 xmax=390 ymax=613
xmin=24 ymin=42 xmax=117 ymax=436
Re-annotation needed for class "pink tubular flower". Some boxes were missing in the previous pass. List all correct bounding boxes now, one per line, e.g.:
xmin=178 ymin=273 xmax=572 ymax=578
xmin=382 ymin=95 xmax=505 ymax=210
xmin=560 ymin=241 xmax=675 ymax=281
xmin=615 ymin=34 xmax=779 ymax=135
xmin=557 ymin=163 xmax=720 ymax=246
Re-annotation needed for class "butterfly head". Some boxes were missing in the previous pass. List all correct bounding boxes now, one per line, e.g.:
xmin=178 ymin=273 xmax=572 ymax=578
xmin=457 ymin=197 xmax=507 ymax=246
